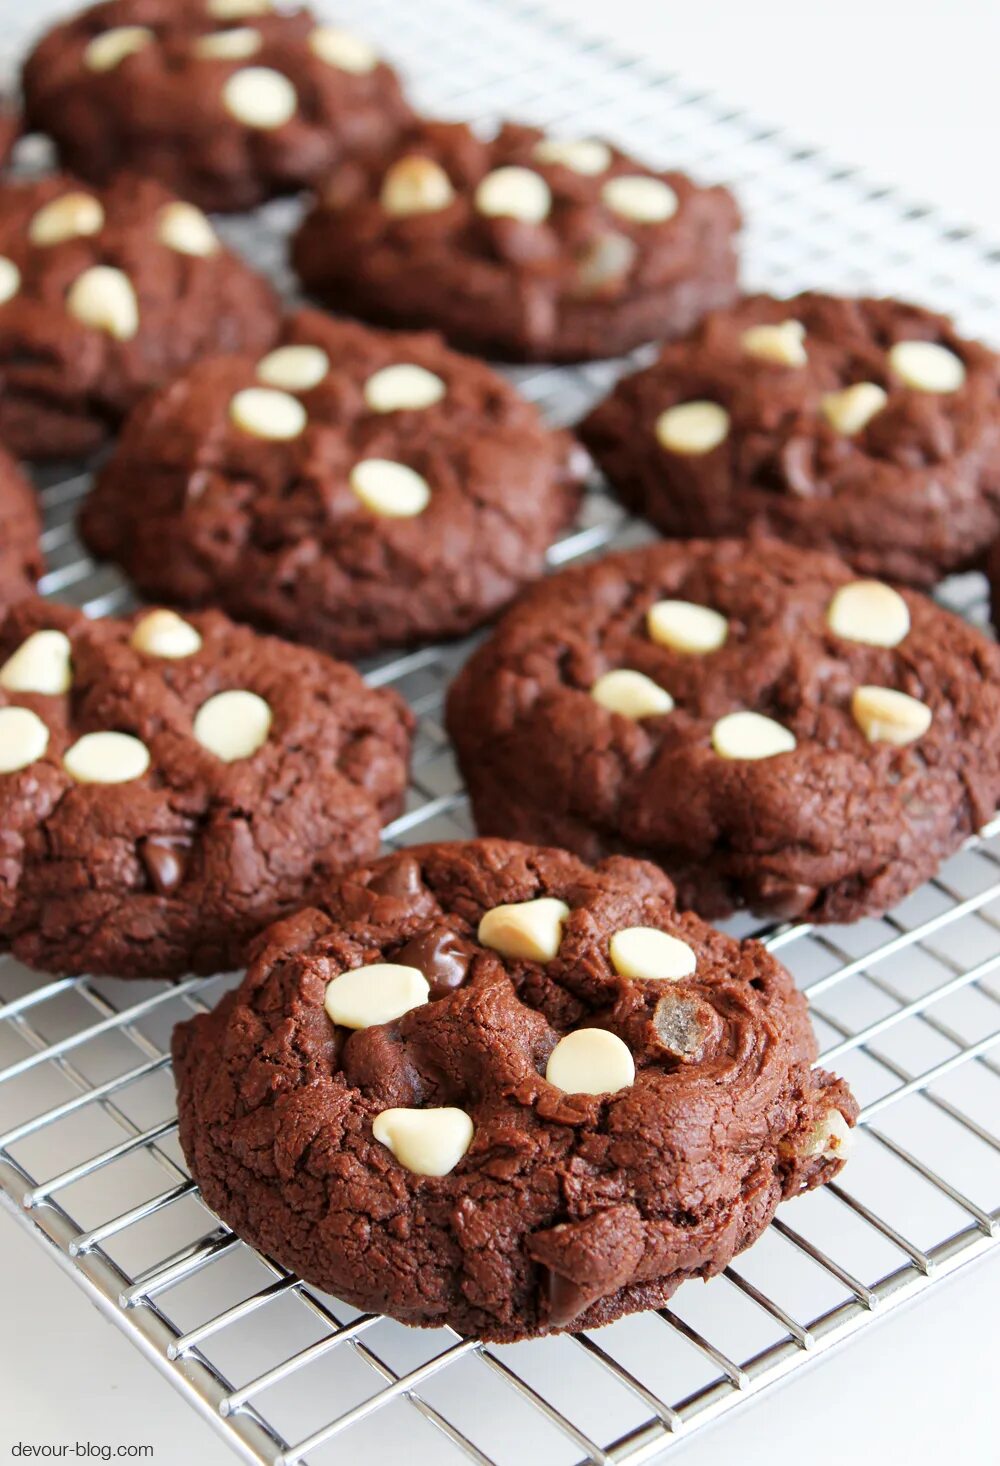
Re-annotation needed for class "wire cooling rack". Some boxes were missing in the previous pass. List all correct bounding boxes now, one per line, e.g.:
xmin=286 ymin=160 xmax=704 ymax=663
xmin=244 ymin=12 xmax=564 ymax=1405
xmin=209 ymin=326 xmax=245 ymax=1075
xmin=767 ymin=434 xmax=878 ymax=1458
xmin=2 ymin=1 xmax=1000 ymax=1463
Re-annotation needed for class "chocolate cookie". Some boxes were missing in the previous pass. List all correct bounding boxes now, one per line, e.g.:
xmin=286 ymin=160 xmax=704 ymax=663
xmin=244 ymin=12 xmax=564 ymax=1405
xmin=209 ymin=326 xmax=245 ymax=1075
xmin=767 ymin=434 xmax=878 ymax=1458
xmin=0 ymin=448 xmax=43 ymax=607
xmin=446 ymin=539 xmax=1000 ymax=923
xmin=0 ymin=173 xmax=280 ymax=460
xmin=80 ymin=310 xmax=586 ymax=659
xmin=0 ymin=597 xmax=413 ymax=978
xmin=22 ymin=0 xmax=411 ymax=214
xmin=173 ymin=838 xmax=856 ymax=1341
xmin=292 ymin=119 xmax=740 ymax=362
xmin=580 ymin=292 xmax=1000 ymax=588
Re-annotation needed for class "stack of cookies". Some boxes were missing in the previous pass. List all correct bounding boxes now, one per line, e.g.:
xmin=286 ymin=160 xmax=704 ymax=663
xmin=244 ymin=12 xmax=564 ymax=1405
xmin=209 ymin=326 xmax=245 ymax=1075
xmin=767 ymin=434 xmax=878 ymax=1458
xmin=0 ymin=0 xmax=994 ymax=1345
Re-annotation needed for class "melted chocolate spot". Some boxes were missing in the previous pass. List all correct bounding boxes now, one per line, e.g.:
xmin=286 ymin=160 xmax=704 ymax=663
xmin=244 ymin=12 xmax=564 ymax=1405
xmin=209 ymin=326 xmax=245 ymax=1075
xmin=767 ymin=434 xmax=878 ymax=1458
xmin=396 ymin=925 xmax=474 ymax=1000
xmin=751 ymin=879 xmax=819 ymax=920
xmin=545 ymin=1268 xmax=595 ymax=1328
xmin=139 ymin=836 xmax=190 ymax=896
xmin=369 ymin=854 xmax=424 ymax=900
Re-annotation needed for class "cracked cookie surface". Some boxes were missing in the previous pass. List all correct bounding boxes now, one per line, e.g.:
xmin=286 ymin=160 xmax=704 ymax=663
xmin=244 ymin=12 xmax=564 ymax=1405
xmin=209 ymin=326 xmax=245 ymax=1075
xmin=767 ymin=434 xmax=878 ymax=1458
xmin=173 ymin=837 xmax=855 ymax=1341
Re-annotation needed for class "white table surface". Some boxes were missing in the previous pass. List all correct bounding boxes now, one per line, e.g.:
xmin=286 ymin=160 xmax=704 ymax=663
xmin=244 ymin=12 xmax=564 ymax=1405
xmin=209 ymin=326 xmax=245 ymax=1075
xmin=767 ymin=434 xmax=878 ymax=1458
xmin=4 ymin=3 xmax=998 ymax=1464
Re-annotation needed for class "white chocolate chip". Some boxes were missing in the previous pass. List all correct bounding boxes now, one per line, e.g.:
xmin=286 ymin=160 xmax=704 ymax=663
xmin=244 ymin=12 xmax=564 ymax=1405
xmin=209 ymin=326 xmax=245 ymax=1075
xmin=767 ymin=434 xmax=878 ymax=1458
xmin=193 ymin=27 xmax=262 ymax=60
xmin=475 ymin=167 xmax=551 ymax=224
xmin=380 ymin=155 xmax=455 ymax=217
xmin=712 ymin=711 xmax=796 ymax=761
xmin=0 ymin=257 xmax=19 ymax=306
xmin=851 ymin=685 xmax=931 ymax=746
xmin=207 ymin=0 xmax=271 ymax=17
xmin=647 ymin=600 xmax=728 ymax=655
xmin=84 ymin=25 xmax=153 ymax=72
xmin=532 ymin=138 xmax=612 ymax=175
xmin=363 ymin=364 xmax=446 ymax=414
xmin=655 ymin=401 xmax=729 ymax=455
xmin=193 ymin=689 xmax=272 ymax=761
xmin=0 ymin=630 xmax=72 ymax=695
xmin=478 ymin=897 xmax=570 ymax=963
xmin=805 ymin=1107 xmax=854 ymax=1162
xmin=66 ymin=266 xmax=139 ymax=341
xmin=546 ymin=1029 xmax=635 ymax=1096
xmin=308 ymin=25 xmax=378 ymax=73
xmin=156 ymin=201 xmax=219 ymax=257
xmin=130 ymin=609 xmax=202 ymax=659
xmin=222 ymin=67 xmax=297 ymax=129
xmin=372 ymin=1106 xmax=474 ymax=1176
xmin=590 ymin=669 xmax=673 ymax=720
xmin=256 ymin=345 xmax=330 ymax=392
xmin=324 ymin=963 xmax=429 ymax=1029
xmin=349 ymin=459 xmax=431 ymax=518
xmin=609 ymin=927 xmax=696 ymax=981
xmin=821 ymin=382 xmax=888 ymax=436
xmin=741 ymin=319 xmax=807 ymax=367
xmin=29 ymin=192 xmax=105 ymax=246
xmin=601 ymin=175 xmax=678 ymax=223
xmin=888 ymin=340 xmax=965 ymax=393
xmin=0 ymin=707 xmax=49 ymax=774
xmin=230 ymin=387 xmax=306 ymax=440
xmin=827 ymin=581 xmax=910 ymax=648
xmin=64 ymin=731 xmax=150 ymax=784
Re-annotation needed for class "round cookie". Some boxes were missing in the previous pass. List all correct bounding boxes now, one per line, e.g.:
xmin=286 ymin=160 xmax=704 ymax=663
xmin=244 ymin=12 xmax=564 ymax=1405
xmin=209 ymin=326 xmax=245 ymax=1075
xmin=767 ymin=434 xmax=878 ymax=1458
xmin=580 ymin=292 xmax=1000 ymax=589
xmin=22 ymin=0 xmax=412 ymax=214
xmin=172 ymin=837 xmax=856 ymax=1341
xmin=292 ymin=119 xmax=741 ymax=362
xmin=0 ymin=597 xmax=413 ymax=978
xmin=80 ymin=310 xmax=587 ymax=659
xmin=0 ymin=448 xmax=44 ymax=607
xmin=0 ymin=173 xmax=280 ymax=460
xmin=446 ymin=539 xmax=1000 ymax=924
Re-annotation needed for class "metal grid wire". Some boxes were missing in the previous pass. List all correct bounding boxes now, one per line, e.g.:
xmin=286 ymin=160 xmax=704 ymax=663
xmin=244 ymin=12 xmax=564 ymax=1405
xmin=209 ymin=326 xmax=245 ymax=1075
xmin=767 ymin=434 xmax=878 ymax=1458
xmin=2 ymin=1 xmax=1000 ymax=1462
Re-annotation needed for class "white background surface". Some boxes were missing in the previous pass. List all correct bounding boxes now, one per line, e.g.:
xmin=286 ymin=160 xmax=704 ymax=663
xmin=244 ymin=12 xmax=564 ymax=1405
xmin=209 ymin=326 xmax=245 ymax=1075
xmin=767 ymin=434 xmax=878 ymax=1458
xmin=4 ymin=2 xmax=999 ymax=1464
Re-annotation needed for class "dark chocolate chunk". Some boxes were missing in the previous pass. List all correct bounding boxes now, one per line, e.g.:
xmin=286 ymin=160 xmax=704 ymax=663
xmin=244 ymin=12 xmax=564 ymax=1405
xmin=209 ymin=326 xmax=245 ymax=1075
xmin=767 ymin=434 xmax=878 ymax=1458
xmin=396 ymin=924 xmax=474 ymax=999
xmin=138 ymin=835 xmax=189 ymax=897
